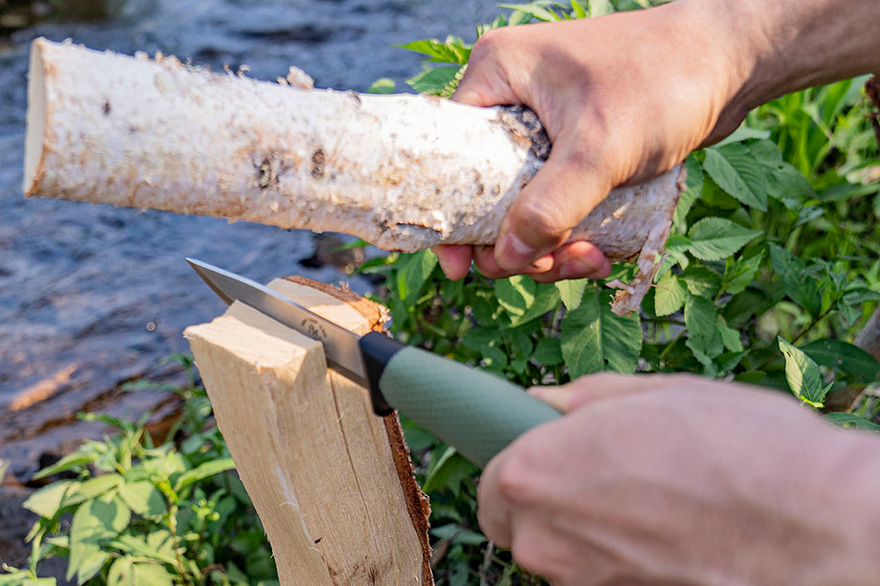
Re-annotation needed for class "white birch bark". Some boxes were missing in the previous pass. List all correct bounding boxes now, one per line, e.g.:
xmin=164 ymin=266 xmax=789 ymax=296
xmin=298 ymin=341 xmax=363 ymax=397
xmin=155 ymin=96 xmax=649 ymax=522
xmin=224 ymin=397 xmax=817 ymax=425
xmin=24 ymin=38 xmax=683 ymax=313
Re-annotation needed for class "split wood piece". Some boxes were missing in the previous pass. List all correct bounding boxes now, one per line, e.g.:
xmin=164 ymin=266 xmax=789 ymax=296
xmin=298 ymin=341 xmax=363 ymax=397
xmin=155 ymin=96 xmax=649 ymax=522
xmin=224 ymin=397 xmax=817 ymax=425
xmin=184 ymin=277 xmax=432 ymax=586
xmin=24 ymin=38 xmax=684 ymax=314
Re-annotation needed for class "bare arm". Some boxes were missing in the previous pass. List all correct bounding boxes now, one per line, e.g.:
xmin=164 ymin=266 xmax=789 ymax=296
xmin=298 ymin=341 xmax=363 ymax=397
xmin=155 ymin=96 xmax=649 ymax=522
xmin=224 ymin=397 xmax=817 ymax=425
xmin=436 ymin=0 xmax=880 ymax=280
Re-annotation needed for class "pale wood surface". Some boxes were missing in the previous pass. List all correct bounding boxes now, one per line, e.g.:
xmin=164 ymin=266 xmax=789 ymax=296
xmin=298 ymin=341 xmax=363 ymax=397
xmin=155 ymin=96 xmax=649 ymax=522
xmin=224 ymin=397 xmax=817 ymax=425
xmin=185 ymin=278 xmax=431 ymax=585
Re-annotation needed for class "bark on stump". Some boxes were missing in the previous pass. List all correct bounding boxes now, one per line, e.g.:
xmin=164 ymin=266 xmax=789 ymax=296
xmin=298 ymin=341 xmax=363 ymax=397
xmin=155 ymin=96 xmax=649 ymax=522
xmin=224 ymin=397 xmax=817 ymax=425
xmin=184 ymin=277 xmax=432 ymax=586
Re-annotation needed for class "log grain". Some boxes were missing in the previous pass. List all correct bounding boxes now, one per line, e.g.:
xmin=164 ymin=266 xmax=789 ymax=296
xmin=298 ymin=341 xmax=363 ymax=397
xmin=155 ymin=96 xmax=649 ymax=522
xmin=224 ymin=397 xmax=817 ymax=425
xmin=184 ymin=277 xmax=432 ymax=586
xmin=24 ymin=38 xmax=683 ymax=313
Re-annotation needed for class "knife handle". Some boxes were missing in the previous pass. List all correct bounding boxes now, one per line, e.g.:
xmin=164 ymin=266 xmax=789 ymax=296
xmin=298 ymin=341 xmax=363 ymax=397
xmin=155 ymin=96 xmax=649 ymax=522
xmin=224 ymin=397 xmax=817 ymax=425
xmin=359 ymin=331 xmax=562 ymax=467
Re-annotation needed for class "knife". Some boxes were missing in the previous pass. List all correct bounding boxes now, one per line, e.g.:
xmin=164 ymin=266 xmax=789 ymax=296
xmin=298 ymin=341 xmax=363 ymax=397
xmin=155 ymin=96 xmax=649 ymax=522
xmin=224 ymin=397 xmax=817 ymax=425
xmin=186 ymin=258 xmax=562 ymax=467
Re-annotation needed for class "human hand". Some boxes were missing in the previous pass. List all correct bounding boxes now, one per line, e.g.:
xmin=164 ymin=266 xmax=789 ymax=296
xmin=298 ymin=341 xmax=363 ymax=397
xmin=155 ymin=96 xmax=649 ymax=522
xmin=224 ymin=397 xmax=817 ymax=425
xmin=478 ymin=373 xmax=880 ymax=585
xmin=435 ymin=1 xmax=750 ymax=282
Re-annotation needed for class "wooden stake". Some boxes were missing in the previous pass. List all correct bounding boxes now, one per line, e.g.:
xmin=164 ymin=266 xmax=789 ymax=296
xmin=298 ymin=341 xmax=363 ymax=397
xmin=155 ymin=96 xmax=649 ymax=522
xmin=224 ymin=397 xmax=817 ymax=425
xmin=184 ymin=278 xmax=432 ymax=586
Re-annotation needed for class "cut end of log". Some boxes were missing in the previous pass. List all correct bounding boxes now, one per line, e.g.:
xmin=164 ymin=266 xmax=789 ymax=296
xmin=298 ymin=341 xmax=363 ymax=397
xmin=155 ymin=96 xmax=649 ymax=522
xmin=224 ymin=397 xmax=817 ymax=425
xmin=24 ymin=38 xmax=48 ymax=197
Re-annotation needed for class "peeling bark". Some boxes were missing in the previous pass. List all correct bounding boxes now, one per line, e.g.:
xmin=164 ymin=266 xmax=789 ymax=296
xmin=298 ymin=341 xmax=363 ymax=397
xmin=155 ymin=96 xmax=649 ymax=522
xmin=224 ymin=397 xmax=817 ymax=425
xmin=24 ymin=38 xmax=683 ymax=313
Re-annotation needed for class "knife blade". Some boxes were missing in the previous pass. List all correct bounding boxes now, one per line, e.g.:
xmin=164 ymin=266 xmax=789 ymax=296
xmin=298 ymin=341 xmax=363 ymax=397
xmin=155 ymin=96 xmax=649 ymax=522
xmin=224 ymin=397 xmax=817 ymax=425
xmin=186 ymin=258 xmax=561 ymax=467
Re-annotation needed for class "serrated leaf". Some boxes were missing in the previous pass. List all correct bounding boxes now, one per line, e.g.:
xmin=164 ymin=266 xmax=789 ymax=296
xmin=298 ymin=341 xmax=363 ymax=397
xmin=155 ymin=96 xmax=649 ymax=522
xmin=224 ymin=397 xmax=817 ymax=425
xmin=769 ymin=244 xmax=822 ymax=317
xmin=68 ymin=498 xmax=129 ymax=583
xmin=680 ymin=265 xmax=721 ymax=298
xmin=77 ymin=551 xmax=111 ymax=585
xmin=654 ymin=272 xmax=686 ymax=316
xmin=685 ymin=294 xmax=723 ymax=359
xmin=64 ymin=474 xmax=123 ymax=508
xmin=716 ymin=320 xmax=743 ymax=353
xmin=703 ymin=144 xmax=768 ymax=210
xmin=108 ymin=557 xmax=135 ymax=586
xmin=495 ymin=275 xmax=536 ymax=317
xmin=396 ymin=37 xmax=471 ymax=65
xmin=119 ymin=480 xmax=166 ymax=517
xmin=23 ymin=481 xmax=78 ymax=519
xmin=778 ymin=337 xmax=827 ymax=407
xmin=397 ymin=250 xmax=438 ymax=308
xmin=723 ymin=250 xmax=764 ymax=295
xmin=555 ymin=278 xmax=587 ymax=311
xmin=533 ymin=338 xmax=563 ymax=366
xmin=173 ymin=458 xmax=235 ymax=492
xmin=510 ymin=283 xmax=560 ymax=327
xmin=799 ymin=339 xmax=880 ymax=384
xmin=687 ymin=218 xmax=761 ymax=262
xmin=560 ymin=284 xmax=641 ymax=376
xmin=406 ymin=66 xmax=461 ymax=95
xmin=430 ymin=524 xmax=487 ymax=545
xmin=824 ymin=413 xmax=880 ymax=432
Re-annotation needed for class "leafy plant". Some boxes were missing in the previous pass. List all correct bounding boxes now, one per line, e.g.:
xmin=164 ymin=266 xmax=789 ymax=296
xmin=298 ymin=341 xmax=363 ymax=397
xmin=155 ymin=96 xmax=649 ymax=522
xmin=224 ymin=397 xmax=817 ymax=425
xmin=2 ymin=358 xmax=277 ymax=586
xmin=359 ymin=1 xmax=880 ymax=583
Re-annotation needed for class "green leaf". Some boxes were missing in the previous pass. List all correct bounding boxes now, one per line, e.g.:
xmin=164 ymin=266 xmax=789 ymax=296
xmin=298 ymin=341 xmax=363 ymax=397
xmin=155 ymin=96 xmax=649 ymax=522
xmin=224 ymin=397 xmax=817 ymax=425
xmin=587 ymin=0 xmax=613 ymax=16
xmin=367 ymin=78 xmax=395 ymax=94
xmin=799 ymin=339 xmax=880 ymax=384
xmin=533 ymin=338 xmax=563 ymax=366
xmin=687 ymin=218 xmax=762 ymax=262
xmin=406 ymin=66 xmax=461 ymax=94
xmin=131 ymin=563 xmax=174 ymax=586
xmin=173 ymin=458 xmax=235 ymax=492
xmin=423 ymin=447 xmax=477 ymax=494
xmin=64 ymin=474 xmax=123 ymax=508
xmin=23 ymin=481 xmax=78 ymax=519
xmin=77 ymin=551 xmax=111 ymax=585
xmin=560 ymin=284 xmax=642 ymax=377
xmin=33 ymin=451 xmax=96 ymax=480
xmin=498 ymin=2 xmax=562 ymax=21
xmin=119 ymin=480 xmax=166 ymax=517
xmin=769 ymin=244 xmax=821 ymax=317
xmin=713 ymin=125 xmax=771 ymax=147
xmin=702 ymin=144 xmax=768 ymax=210
xmin=654 ymin=272 xmax=687 ymax=316
xmin=68 ymin=498 xmax=129 ymax=583
xmin=685 ymin=294 xmax=723 ymax=359
xmin=107 ymin=557 xmax=135 ymax=586
xmin=824 ymin=413 xmax=880 ymax=432
xmin=510 ymin=283 xmax=560 ymax=327
xmin=778 ymin=337 xmax=828 ymax=408
xmin=397 ymin=250 xmax=438 ymax=308
xmin=396 ymin=37 xmax=471 ymax=65
xmin=723 ymin=250 xmax=764 ymax=295
xmin=555 ymin=279 xmax=587 ymax=311
xmin=570 ymin=0 xmax=587 ymax=18
xmin=430 ymin=524 xmax=487 ymax=545
xmin=495 ymin=276 xmax=536 ymax=318
xmin=716 ymin=320 xmax=743 ymax=353
xmin=680 ymin=265 xmax=721 ymax=299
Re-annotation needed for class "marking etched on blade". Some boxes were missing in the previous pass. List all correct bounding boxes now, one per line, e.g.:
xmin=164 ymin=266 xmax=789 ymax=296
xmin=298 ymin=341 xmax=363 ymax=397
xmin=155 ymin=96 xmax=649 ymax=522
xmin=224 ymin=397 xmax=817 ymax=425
xmin=186 ymin=258 xmax=369 ymax=385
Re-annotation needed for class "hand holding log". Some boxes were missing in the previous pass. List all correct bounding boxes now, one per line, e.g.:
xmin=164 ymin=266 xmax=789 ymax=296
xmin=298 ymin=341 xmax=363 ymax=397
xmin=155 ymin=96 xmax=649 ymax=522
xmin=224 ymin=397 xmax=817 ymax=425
xmin=24 ymin=38 xmax=682 ymax=313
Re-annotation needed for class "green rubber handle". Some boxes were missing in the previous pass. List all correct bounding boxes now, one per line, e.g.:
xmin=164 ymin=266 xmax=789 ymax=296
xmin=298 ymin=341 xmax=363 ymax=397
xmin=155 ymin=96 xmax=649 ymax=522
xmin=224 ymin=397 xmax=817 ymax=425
xmin=378 ymin=346 xmax=562 ymax=467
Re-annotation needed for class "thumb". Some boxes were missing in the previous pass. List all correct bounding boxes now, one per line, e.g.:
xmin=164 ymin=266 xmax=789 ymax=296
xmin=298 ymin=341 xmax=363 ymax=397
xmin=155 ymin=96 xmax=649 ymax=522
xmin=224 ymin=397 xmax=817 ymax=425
xmin=495 ymin=142 xmax=612 ymax=271
xmin=529 ymin=373 xmax=658 ymax=414
xmin=450 ymin=51 xmax=520 ymax=108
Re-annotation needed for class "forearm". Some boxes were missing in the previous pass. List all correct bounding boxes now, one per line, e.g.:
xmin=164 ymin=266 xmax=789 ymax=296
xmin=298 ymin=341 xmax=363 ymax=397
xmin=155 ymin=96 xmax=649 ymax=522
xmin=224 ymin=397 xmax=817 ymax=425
xmin=703 ymin=0 xmax=880 ymax=111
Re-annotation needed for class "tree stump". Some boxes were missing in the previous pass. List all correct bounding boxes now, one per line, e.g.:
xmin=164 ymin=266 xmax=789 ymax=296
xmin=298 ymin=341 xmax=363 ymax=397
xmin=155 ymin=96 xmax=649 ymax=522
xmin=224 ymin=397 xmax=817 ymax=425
xmin=184 ymin=277 xmax=432 ymax=585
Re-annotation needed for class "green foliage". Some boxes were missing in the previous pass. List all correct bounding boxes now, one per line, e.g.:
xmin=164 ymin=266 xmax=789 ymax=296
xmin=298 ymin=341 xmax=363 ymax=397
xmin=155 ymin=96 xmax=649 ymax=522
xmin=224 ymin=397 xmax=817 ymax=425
xmin=363 ymin=1 xmax=880 ymax=583
xmin=3 ymin=362 xmax=277 ymax=586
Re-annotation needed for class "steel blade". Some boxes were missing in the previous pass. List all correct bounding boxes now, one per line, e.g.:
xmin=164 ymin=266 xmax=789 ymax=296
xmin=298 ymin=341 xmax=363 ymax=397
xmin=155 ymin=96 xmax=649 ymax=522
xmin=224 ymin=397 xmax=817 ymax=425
xmin=187 ymin=258 xmax=369 ymax=386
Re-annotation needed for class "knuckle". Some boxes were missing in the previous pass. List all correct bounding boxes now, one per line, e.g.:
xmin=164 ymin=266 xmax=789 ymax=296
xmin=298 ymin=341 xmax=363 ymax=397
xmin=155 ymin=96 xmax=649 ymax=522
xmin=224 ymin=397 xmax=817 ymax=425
xmin=511 ymin=197 xmax=570 ymax=246
xmin=493 ymin=446 xmax=546 ymax=505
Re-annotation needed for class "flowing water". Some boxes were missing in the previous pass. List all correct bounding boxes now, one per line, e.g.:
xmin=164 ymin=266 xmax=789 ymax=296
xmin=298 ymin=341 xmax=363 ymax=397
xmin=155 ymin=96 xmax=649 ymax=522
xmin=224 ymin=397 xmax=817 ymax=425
xmin=0 ymin=0 xmax=500 ymax=481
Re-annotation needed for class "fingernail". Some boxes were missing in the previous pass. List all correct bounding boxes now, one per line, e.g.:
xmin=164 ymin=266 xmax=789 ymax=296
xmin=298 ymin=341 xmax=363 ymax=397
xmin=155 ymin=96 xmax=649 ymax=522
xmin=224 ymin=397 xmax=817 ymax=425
xmin=496 ymin=233 xmax=536 ymax=270
xmin=529 ymin=254 xmax=554 ymax=273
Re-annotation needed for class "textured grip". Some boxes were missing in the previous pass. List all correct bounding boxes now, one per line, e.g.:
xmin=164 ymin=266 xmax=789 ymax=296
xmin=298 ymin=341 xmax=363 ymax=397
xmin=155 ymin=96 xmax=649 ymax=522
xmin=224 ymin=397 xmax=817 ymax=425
xmin=379 ymin=346 xmax=562 ymax=467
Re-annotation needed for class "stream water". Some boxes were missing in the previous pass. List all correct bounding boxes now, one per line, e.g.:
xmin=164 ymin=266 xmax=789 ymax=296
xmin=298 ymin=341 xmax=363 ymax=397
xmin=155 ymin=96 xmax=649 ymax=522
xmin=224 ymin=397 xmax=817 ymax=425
xmin=0 ymin=0 xmax=500 ymax=481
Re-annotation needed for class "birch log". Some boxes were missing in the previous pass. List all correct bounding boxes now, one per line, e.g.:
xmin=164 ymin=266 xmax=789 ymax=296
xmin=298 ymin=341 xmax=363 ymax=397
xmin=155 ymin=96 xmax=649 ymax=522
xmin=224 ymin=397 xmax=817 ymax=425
xmin=184 ymin=277 xmax=433 ymax=586
xmin=24 ymin=38 xmax=684 ymax=313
